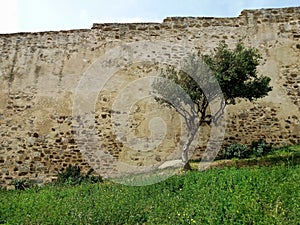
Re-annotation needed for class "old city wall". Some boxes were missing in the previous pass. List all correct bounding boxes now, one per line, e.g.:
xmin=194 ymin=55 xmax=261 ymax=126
xmin=0 ymin=7 xmax=300 ymax=187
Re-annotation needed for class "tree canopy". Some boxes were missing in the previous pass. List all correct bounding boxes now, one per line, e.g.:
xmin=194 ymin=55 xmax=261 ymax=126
xmin=203 ymin=41 xmax=272 ymax=104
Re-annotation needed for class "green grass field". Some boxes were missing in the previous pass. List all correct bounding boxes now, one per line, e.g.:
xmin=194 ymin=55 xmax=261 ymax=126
xmin=0 ymin=146 xmax=299 ymax=224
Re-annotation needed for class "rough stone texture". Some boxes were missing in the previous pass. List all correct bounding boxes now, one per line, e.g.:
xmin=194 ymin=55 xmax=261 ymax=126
xmin=0 ymin=7 xmax=300 ymax=187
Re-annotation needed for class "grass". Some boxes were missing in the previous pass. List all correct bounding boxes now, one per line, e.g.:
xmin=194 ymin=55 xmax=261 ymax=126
xmin=191 ymin=144 xmax=300 ymax=170
xmin=288 ymin=144 xmax=300 ymax=152
xmin=0 ymin=145 xmax=299 ymax=224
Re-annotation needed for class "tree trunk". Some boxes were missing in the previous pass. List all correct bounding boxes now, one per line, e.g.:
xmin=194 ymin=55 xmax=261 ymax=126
xmin=182 ymin=131 xmax=196 ymax=171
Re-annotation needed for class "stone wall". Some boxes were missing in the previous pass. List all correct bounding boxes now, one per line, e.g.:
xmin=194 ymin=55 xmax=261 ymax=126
xmin=0 ymin=6 xmax=299 ymax=187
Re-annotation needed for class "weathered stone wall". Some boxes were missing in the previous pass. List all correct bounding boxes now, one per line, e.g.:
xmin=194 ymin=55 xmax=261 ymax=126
xmin=0 ymin=6 xmax=299 ymax=187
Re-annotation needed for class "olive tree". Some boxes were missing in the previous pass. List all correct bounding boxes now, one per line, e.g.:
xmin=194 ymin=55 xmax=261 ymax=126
xmin=152 ymin=41 xmax=272 ymax=170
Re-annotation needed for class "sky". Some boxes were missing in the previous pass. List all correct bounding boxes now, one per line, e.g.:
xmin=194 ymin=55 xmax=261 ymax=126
xmin=0 ymin=0 xmax=299 ymax=34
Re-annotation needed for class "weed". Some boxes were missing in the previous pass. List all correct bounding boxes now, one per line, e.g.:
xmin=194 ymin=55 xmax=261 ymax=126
xmin=56 ymin=165 xmax=103 ymax=185
xmin=12 ymin=179 xmax=34 ymax=190
xmin=250 ymin=138 xmax=273 ymax=157
xmin=219 ymin=139 xmax=273 ymax=160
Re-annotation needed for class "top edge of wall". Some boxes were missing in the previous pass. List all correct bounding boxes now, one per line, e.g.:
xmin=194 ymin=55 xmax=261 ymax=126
xmin=0 ymin=6 xmax=299 ymax=37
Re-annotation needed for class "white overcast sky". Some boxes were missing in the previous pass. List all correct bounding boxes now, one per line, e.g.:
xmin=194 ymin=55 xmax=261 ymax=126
xmin=0 ymin=0 xmax=299 ymax=34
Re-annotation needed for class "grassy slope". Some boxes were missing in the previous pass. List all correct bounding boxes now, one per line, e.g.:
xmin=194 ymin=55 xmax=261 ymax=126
xmin=0 ymin=166 xmax=299 ymax=224
xmin=0 ymin=145 xmax=299 ymax=224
